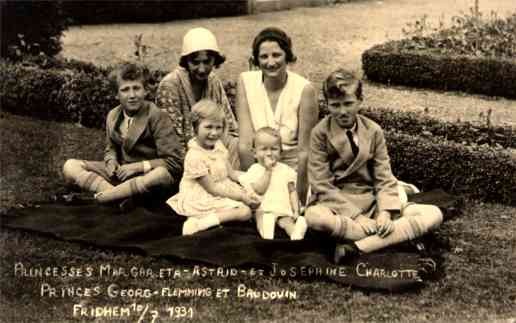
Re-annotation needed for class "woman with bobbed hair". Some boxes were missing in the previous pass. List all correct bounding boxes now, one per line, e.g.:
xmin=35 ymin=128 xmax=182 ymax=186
xmin=236 ymin=27 xmax=319 ymax=204
xmin=157 ymin=27 xmax=239 ymax=168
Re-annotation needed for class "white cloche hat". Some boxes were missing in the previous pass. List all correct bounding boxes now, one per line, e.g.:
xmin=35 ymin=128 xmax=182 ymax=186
xmin=180 ymin=27 xmax=225 ymax=65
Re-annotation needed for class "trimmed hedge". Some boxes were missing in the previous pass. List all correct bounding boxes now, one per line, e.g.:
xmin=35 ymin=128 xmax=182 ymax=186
xmin=3 ymin=57 xmax=514 ymax=147
xmin=0 ymin=62 xmax=68 ymax=121
xmin=2 ymin=57 xmax=514 ymax=145
xmin=20 ymin=54 xmax=108 ymax=74
xmin=362 ymin=106 xmax=515 ymax=149
xmin=386 ymin=131 xmax=516 ymax=206
xmin=318 ymin=100 xmax=516 ymax=149
xmin=0 ymin=60 xmax=109 ymax=126
xmin=362 ymin=41 xmax=516 ymax=99
xmin=0 ymin=56 xmax=170 ymax=127
xmin=2 ymin=58 xmax=516 ymax=205
xmin=61 ymin=1 xmax=248 ymax=25
xmin=0 ymin=58 xmax=222 ymax=128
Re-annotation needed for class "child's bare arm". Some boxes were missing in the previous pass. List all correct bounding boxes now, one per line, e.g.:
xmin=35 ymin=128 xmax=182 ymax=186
xmin=197 ymin=174 xmax=246 ymax=201
xmin=250 ymin=168 xmax=273 ymax=195
xmin=197 ymin=174 xmax=259 ymax=207
xmin=227 ymin=161 xmax=244 ymax=182
xmin=288 ymin=181 xmax=300 ymax=217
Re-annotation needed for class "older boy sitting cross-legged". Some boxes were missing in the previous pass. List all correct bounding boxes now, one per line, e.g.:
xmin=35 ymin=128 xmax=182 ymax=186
xmin=305 ymin=68 xmax=443 ymax=263
xmin=62 ymin=62 xmax=183 ymax=210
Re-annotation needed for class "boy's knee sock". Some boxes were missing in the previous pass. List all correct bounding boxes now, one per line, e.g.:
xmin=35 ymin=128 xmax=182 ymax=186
xmin=257 ymin=212 xmax=276 ymax=239
xmin=355 ymin=211 xmax=443 ymax=253
xmin=331 ymin=215 xmax=368 ymax=241
xmin=63 ymin=159 xmax=113 ymax=193
xmin=95 ymin=167 xmax=172 ymax=203
xmin=95 ymin=176 xmax=147 ymax=203
xmin=144 ymin=167 xmax=173 ymax=188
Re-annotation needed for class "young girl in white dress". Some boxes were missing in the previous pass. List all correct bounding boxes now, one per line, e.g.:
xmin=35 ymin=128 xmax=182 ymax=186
xmin=167 ymin=99 xmax=260 ymax=235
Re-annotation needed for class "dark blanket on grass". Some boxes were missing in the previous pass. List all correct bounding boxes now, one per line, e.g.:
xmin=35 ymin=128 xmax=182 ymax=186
xmin=2 ymin=189 xmax=460 ymax=291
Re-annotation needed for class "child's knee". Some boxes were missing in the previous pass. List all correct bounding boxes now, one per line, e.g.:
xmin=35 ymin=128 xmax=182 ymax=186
xmin=144 ymin=166 xmax=173 ymax=187
xmin=405 ymin=204 xmax=443 ymax=221
xmin=62 ymin=159 xmax=84 ymax=182
xmin=424 ymin=205 xmax=443 ymax=228
xmin=403 ymin=203 xmax=443 ymax=232
xmin=238 ymin=205 xmax=253 ymax=221
xmin=154 ymin=166 xmax=173 ymax=185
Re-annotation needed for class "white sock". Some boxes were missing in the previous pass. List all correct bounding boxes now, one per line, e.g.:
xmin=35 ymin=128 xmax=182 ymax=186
xmin=290 ymin=217 xmax=308 ymax=240
xmin=355 ymin=209 xmax=443 ymax=253
xmin=256 ymin=212 xmax=276 ymax=240
xmin=331 ymin=215 xmax=368 ymax=241
xmin=182 ymin=214 xmax=220 ymax=236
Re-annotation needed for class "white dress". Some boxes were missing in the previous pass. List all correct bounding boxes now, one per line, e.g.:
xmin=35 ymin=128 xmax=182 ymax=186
xmin=167 ymin=139 xmax=245 ymax=217
xmin=241 ymin=70 xmax=310 ymax=169
xmin=239 ymin=162 xmax=297 ymax=217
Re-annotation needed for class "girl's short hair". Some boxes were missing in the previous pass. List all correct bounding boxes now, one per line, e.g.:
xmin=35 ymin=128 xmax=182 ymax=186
xmin=191 ymin=99 xmax=226 ymax=133
xmin=109 ymin=62 xmax=149 ymax=91
xmin=251 ymin=27 xmax=297 ymax=66
xmin=253 ymin=127 xmax=283 ymax=152
xmin=322 ymin=68 xmax=363 ymax=101
xmin=179 ymin=50 xmax=226 ymax=70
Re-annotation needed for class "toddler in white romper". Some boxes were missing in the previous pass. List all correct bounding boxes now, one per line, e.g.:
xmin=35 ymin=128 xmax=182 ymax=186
xmin=239 ymin=127 xmax=307 ymax=240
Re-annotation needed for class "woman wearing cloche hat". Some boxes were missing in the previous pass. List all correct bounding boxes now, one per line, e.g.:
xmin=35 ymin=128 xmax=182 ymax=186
xmin=157 ymin=27 xmax=239 ymax=168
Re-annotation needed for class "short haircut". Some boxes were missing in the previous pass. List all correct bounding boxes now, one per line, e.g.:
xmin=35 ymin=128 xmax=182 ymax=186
xmin=251 ymin=27 xmax=297 ymax=66
xmin=109 ymin=62 xmax=149 ymax=90
xmin=190 ymin=99 xmax=226 ymax=133
xmin=322 ymin=68 xmax=363 ymax=101
xmin=253 ymin=127 xmax=282 ymax=151
xmin=179 ymin=50 xmax=225 ymax=70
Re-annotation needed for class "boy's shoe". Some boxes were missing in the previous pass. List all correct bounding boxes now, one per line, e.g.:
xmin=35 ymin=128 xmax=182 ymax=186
xmin=52 ymin=192 xmax=95 ymax=205
xmin=333 ymin=243 xmax=360 ymax=264
xmin=408 ymin=237 xmax=429 ymax=256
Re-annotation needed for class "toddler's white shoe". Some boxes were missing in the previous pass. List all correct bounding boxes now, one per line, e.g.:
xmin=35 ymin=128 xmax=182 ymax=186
xmin=290 ymin=216 xmax=307 ymax=240
xmin=182 ymin=218 xmax=200 ymax=235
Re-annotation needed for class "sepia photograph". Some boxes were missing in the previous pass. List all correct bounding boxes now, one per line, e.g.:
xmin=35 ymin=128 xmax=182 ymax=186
xmin=1 ymin=0 xmax=515 ymax=322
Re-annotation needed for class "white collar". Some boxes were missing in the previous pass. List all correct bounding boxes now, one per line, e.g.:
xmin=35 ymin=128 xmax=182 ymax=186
xmin=188 ymin=138 xmax=226 ymax=153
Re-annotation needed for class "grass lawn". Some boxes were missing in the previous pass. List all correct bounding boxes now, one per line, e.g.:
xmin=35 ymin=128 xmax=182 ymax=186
xmin=2 ymin=0 xmax=516 ymax=321
xmin=1 ymin=113 xmax=515 ymax=322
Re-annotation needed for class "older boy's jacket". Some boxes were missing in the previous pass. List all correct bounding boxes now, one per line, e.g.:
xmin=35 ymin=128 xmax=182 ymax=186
xmin=104 ymin=101 xmax=183 ymax=179
xmin=308 ymin=114 xmax=400 ymax=219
